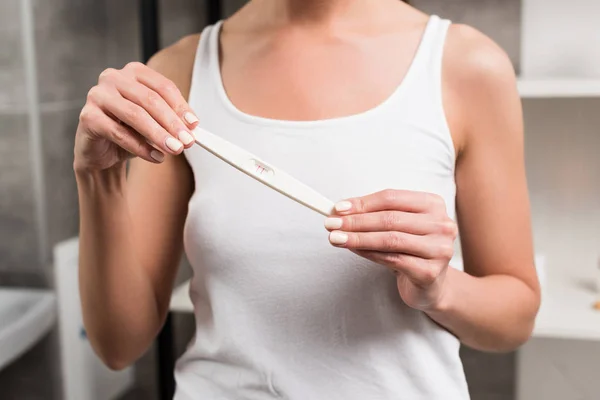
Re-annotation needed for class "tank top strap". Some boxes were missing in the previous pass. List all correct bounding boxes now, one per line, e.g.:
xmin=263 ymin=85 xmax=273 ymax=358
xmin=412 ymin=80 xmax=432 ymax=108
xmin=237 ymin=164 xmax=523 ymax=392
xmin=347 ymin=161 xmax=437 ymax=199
xmin=188 ymin=22 xmax=222 ymax=108
xmin=417 ymin=15 xmax=451 ymax=102
xmin=370 ymin=14 xmax=452 ymax=124
xmin=408 ymin=15 xmax=451 ymax=75
xmin=402 ymin=15 xmax=452 ymax=100
xmin=390 ymin=15 xmax=455 ymax=171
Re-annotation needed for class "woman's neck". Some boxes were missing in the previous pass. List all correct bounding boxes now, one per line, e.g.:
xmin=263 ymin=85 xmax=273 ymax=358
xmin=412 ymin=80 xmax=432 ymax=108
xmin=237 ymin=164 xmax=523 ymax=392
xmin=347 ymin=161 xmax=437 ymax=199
xmin=250 ymin=0 xmax=398 ymax=27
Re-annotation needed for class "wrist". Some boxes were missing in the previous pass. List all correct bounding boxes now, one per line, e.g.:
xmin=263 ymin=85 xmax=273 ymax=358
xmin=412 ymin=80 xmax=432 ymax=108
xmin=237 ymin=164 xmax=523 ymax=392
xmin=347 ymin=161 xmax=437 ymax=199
xmin=75 ymin=162 xmax=127 ymax=196
xmin=425 ymin=267 xmax=460 ymax=315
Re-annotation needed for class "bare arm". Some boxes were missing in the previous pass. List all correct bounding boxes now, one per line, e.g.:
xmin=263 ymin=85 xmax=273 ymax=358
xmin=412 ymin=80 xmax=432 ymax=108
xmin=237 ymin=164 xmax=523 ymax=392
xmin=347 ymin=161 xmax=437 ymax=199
xmin=425 ymin=25 xmax=540 ymax=351
xmin=326 ymin=25 xmax=540 ymax=353
xmin=76 ymin=35 xmax=200 ymax=369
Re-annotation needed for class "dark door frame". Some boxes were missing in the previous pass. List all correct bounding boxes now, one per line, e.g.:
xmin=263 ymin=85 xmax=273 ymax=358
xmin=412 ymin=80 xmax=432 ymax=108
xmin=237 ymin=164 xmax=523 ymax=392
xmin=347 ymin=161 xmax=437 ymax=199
xmin=139 ymin=2 xmax=223 ymax=399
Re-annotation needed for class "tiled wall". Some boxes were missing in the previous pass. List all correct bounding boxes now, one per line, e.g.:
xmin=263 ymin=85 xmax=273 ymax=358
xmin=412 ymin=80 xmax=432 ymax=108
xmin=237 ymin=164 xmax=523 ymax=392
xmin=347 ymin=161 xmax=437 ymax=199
xmin=2 ymin=0 xmax=597 ymax=399
xmin=0 ymin=0 xmax=37 ymax=280
xmin=0 ymin=0 xmax=210 ymax=398
xmin=0 ymin=0 xmax=57 ymax=397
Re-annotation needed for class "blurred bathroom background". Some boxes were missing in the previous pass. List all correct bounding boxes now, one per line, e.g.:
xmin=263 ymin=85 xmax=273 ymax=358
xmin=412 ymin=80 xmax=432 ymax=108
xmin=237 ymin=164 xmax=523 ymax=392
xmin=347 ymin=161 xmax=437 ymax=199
xmin=1 ymin=0 xmax=599 ymax=399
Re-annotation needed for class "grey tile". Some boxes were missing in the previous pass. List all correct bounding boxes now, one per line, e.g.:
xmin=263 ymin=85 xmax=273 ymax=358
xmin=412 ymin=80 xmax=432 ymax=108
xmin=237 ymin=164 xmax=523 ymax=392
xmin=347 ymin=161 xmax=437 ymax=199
xmin=173 ymin=312 xmax=196 ymax=357
xmin=117 ymin=343 xmax=161 ymax=400
xmin=0 ymin=0 xmax=20 ymax=31
xmin=33 ymin=0 xmax=110 ymax=103
xmin=0 ymin=270 xmax=47 ymax=288
xmin=223 ymin=0 xmax=248 ymax=18
xmin=119 ymin=386 xmax=157 ymax=400
xmin=40 ymin=106 xmax=81 ymax=251
xmin=106 ymin=0 xmax=206 ymax=68
xmin=107 ymin=0 xmax=208 ymax=67
xmin=32 ymin=0 xmax=107 ymax=35
xmin=0 ymin=330 xmax=60 ymax=400
xmin=411 ymin=0 xmax=521 ymax=72
xmin=0 ymin=113 xmax=40 ymax=273
xmin=461 ymin=346 xmax=516 ymax=395
xmin=159 ymin=0 xmax=206 ymax=47
xmin=105 ymin=0 xmax=142 ymax=67
xmin=0 ymin=28 xmax=27 ymax=109
xmin=469 ymin=391 xmax=514 ymax=400
xmin=31 ymin=0 xmax=60 ymax=31
xmin=127 ymin=343 xmax=159 ymax=400
xmin=32 ymin=0 xmax=211 ymax=105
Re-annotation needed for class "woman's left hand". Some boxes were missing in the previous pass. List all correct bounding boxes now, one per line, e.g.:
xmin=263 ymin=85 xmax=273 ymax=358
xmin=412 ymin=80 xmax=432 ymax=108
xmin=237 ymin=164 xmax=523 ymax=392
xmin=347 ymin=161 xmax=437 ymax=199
xmin=325 ymin=189 xmax=458 ymax=312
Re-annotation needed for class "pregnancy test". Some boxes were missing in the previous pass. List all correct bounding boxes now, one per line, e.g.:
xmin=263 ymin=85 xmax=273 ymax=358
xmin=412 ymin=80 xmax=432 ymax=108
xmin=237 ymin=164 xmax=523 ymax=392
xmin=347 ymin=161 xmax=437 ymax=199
xmin=192 ymin=127 xmax=335 ymax=216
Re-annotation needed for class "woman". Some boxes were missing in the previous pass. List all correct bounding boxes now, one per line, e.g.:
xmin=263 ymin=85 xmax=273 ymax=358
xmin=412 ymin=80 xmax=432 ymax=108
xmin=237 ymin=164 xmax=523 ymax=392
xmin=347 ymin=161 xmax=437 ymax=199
xmin=74 ymin=0 xmax=540 ymax=399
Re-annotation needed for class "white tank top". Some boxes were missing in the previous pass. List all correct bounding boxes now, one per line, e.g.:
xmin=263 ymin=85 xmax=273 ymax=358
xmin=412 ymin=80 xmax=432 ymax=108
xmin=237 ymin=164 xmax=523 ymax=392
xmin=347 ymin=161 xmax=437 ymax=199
xmin=176 ymin=15 xmax=469 ymax=400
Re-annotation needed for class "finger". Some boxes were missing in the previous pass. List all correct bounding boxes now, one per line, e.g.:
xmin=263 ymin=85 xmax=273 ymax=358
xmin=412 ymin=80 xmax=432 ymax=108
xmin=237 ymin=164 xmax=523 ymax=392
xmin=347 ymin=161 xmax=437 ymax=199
xmin=84 ymin=107 xmax=164 ymax=163
xmin=334 ymin=189 xmax=447 ymax=216
xmin=353 ymin=250 xmax=440 ymax=287
xmin=328 ymin=230 xmax=448 ymax=259
xmin=325 ymin=211 xmax=439 ymax=235
xmin=126 ymin=62 xmax=199 ymax=127
xmin=111 ymin=75 xmax=195 ymax=149
xmin=91 ymin=87 xmax=184 ymax=155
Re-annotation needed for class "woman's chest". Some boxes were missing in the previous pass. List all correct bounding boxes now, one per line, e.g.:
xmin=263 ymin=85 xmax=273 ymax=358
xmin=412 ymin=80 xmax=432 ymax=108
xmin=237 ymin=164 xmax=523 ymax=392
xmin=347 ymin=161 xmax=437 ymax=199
xmin=183 ymin=121 xmax=456 ymax=261
xmin=220 ymin=32 xmax=420 ymax=122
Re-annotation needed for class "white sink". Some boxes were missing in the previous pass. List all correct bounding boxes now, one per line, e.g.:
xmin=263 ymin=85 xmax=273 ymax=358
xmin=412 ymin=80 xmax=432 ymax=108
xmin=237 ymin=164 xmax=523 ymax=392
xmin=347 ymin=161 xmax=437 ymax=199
xmin=0 ymin=288 xmax=56 ymax=371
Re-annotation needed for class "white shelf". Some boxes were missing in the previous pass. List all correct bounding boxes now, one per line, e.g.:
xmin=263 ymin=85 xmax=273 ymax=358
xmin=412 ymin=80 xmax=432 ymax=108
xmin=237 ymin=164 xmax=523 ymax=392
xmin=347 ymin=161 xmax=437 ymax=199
xmin=170 ymin=274 xmax=600 ymax=341
xmin=533 ymin=273 xmax=600 ymax=341
xmin=518 ymin=78 xmax=600 ymax=98
xmin=170 ymin=280 xmax=193 ymax=313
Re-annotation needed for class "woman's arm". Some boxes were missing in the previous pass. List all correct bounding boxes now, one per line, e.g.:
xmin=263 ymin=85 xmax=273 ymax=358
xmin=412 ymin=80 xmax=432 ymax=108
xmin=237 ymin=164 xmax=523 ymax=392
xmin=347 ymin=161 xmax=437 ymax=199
xmin=428 ymin=24 xmax=540 ymax=351
xmin=77 ymin=35 xmax=200 ymax=370
xmin=77 ymin=154 xmax=193 ymax=369
xmin=325 ymin=25 xmax=540 ymax=353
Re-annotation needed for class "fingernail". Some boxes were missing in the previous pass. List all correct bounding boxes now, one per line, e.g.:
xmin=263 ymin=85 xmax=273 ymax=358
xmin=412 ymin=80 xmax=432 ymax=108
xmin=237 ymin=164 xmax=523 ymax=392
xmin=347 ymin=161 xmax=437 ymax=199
xmin=324 ymin=217 xmax=343 ymax=230
xmin=150 ymin=150 xmax=164 ymax=162
xmin=329 ymin=231 xmax=348 ymax=245
xmin=178 ymin=130 xmax=194 ymax=146
xmin=165 ymin=137 xmax=183 ymax=152
xmin=335 ymin=201 xmax=352 ymax=212
xmin=184 ymin=112 xmax=198 ymax=125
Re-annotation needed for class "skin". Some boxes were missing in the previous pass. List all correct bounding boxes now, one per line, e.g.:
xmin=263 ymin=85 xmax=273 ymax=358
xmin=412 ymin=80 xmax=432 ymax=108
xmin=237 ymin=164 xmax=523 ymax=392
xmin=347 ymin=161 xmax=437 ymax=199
xmin=74 ymin=0 xmax=539 ymax=370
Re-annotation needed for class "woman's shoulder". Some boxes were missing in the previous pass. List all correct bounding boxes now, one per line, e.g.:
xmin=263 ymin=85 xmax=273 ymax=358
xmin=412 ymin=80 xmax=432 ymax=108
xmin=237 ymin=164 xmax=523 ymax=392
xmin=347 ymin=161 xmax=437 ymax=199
xmin=147 ymin=33 xmax=202 ymax=99
xmin=441 ymin=23 xmax=520 ymax=153
xmin=444 ymin=24 xmax=516 ymax=92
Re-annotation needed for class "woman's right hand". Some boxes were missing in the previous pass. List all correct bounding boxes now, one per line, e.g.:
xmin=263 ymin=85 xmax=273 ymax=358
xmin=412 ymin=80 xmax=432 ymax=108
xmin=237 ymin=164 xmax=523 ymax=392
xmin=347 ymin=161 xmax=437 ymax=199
xmin=74 ymin=62 xmax=199 ymax=172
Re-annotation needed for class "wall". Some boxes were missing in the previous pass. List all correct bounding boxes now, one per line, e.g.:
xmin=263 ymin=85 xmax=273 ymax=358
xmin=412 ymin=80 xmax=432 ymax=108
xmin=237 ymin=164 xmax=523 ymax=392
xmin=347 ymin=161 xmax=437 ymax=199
xmin=0 ymin=0 xmax=211 ymax=398
xmin=0 ymin=0 xmax=62 ymax=397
